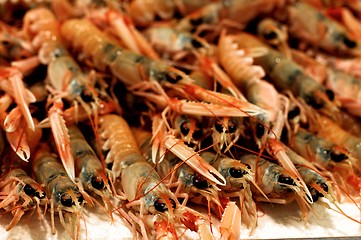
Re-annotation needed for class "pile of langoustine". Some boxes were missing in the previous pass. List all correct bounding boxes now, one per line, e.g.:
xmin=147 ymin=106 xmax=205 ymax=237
xmin=2 ymin=0 xmax=361 ymax=239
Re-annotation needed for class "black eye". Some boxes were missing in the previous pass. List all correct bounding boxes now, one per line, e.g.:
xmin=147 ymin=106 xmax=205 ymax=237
xmin=180 ymin=121 xmax=190 ymax=136
xmin=62 ymin=100 xmax=71 ymax=109
xmin=263 ymin=31 xmax=278 ymax=40
xmin=229 ymin=167 xmax=245 ymax=178
xmin=81 ymin=90 xmax=94 ymax=103
xmin=170 ymin=199 xmax=176 ymax=209
xmin=154 ymin=199 xmax=167 ymax=212
xmin=191 ymin=39 xmax=204 ymax=48
xmin=343 ymin=36 xmax=357 ymax=48
xmin=256 ymin=123 xmax=265 ymax=139
xmin=77 ymin=194 xmax=84 ymax=204
xmin=8 ymin=102 xmax=17 ymax=111
xmin=166 ymin=72 xmax=182 ymax=83
xmin=310 ymin=187 xmax=320 ymax=202
xmin=61 ymin=194 xmax=74 ymax=207
xmin=288 ymin=107 xmax=300 ymax=119
xmin=330 ymin=151 xmax=347 ymax=162
xmin=24 ymin=184 xmax=36 ymax=197
xmin=306 ymin=95 xmax=323 ymax=109
xmin=215 ymin=121 xmax=223 ymax=133
xmin=192 ymin=128 xmax=202 ymax=140
xmin=278 ymin=174 xmax=294 ymax=185
xmin=1 ymin=40 xmax=10 ymax=46
xmin=190 ymin=18 xmax=203 ymax=26
xmin=173 ymin=10 xmax=183 ymax=19
xmin=192 ymin=175 xmax=208 ymax=189
xmin=325 ymin=89 xmax=335 ymax=101
xmin=91 ymin=176 xmax=105 ymax=190
xmin=320 ymin=183 xmax=328 ymax=193
xmin=227 ymin=120 xmax=237 ymax=133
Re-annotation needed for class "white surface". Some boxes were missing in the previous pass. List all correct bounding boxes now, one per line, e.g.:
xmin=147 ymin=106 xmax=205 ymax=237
xmin=244 ymin=201 xmax=361 ymax=239
xmin=0 ymin=200 xmax=360 ymax=239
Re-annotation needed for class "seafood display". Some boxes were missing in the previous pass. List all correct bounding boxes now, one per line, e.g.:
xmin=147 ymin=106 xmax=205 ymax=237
xmin=1 ymin=0 xmax=361 ymax=239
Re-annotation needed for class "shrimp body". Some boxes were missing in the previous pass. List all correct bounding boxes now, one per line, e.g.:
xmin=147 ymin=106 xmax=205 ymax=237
xmin=99 ymin=114 xmax=143 ymax=180
xmin=24 ymin=8 xmax=104 ymax=181
xmin=100 ymin=115 xmax=212 ymax=239
xmin=23 ymin=8 xmax=88 ymax=100
xmin=68 ymin=125 xmax=111 ymax=199
xmin=258 ymin=50 xmax=324 ymax=105
xmin=152 ymin=148 xmax=240 ymax=238
xmin=144 ymin=26 xmax=210 ymax=59
xmin=218 ymin=32 xmax=278 ymax=123
xmin=283 ymin=145 xmax=355 ymax=222
xmin=290 ymin=48 xmax=328 ymax=83
xmin=1 ymin=168 xmax=43 ymax=199
xmin=283 ymin=145 xmax=331 ymax=198
xmin=176 ymin=2 xmax=223 ymax=33
xmin=1 ymin=149 xmax=45 ymax=202
xmin=317 ymin=115 xmax=361 ymax=171
xmin=236 ymin=33 xmax=338 ymax=115
xmin=257 ymin=18 xmax=288 ymax=47
xmin=3 ymin=168 xmax=45 ymax=199
xmin=0 ymin=165 xmax=45 ymax=231
xmin=177 ymin=0 xmax=284 ymax=33
xmin=0 ymin=21 xmax=33 ymax=62
xmin=134 ymin=128 xmax=220 ymax=207
xmin=129 ymin=0 xmax=178 ymax=26
xmin=201 ymin=152 xmax=253 ymax=192
xmin=295 ymin=166 xmax=329 ymax=202
xmin=201 ymin=151 xmax=258 ymax=232
xmin=218 ymin=31 xmax=316 ymax=202
xmin=240 ymin=154 xmax=295 ymax=198
xmin=99 ymin=115 xmax=175 ymax=214
xmin=123 ymin=160 xmax=172 ymax=213
xmin=32 ymin=146 xmax=83 ymax=210
xmin=61 ymin=19 xmax=192 ymax=88
xmin=61 ymin=19 xmax=265 ymax=124
xmin=293 ymin=128 xmax=350 ymax=169
xmin=287 ymin=1 xmax=361 ymax=56
xmin=243 ymin=152 xmax=313 ymax=220
xmin=326 ymin=69 xmax=361 ymax=116
xmin=129 ymin=0 xmax=213 ymax=26
xmin=105 ymin=123 xmax=169 ymax=215
xmin=32 ymin=144 xmax=84 ymax=236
